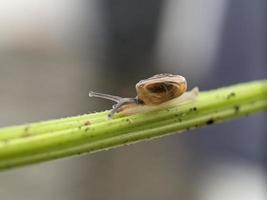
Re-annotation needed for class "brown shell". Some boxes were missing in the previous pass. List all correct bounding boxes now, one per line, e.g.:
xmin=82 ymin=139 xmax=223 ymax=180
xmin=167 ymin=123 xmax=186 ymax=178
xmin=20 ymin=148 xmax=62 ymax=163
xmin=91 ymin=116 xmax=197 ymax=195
xmin=135 ymin=74 xmax=187 ymax=105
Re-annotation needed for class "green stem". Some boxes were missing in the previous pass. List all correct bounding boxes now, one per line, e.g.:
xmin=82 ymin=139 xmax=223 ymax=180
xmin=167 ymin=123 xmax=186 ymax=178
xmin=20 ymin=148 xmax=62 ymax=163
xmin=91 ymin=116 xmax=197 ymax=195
xmin=0 ymin=80 xmax=266 ymax=171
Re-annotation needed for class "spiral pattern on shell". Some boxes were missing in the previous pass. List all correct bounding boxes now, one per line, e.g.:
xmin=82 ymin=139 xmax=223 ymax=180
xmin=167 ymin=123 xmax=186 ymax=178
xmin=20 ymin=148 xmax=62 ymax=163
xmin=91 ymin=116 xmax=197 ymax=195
xmin=135 ymin=74 xmax=187 ymax=105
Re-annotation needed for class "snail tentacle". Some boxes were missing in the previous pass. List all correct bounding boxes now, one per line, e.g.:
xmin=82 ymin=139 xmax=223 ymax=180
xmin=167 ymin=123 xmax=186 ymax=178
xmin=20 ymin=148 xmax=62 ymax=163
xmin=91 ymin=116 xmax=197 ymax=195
xmin=89 ymin=91 xmax=138 ymax=118
xmin=89 ymin=91 xmax=122 ymax=103
xmin=108 ymin=98 xmax=138 ymax=118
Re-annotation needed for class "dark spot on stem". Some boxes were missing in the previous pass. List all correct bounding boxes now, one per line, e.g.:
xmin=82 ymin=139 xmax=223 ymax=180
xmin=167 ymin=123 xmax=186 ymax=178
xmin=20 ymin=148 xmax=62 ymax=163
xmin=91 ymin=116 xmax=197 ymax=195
xmin=189 ymin=107 xmax=198 ymax=112
xmin=234 ymin=105 xmax=240 ymax=113
xmin=206 ymin=119 xmax=214 ymax=125
xmin=84 ymin=121 xmax=91 ymax=126
xmin=24 ymin=126 xmax=30 ymax=132
xmin=125 ymin=118 xmax=132 ymax=124
xmin=227 ymin=92 xmax=236 ymax=99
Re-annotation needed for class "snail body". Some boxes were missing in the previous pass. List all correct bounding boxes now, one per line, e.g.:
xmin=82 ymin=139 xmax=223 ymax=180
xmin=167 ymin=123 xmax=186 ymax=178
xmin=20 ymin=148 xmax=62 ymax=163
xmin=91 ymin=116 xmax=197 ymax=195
xmin=89 ymin=73 xmax=194 ymax=118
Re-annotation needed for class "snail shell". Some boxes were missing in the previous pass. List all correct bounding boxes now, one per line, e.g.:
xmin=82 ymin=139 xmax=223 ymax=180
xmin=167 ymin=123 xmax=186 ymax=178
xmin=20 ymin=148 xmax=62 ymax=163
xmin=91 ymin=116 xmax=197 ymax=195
xmin=136 ymin=74 xmax=187 ymax=105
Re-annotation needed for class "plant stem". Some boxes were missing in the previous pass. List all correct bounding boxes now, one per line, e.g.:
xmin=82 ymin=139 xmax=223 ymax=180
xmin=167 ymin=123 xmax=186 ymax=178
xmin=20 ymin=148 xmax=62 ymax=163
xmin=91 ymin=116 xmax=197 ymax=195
xmin=0 ymin=80 xmax=266 ymax=171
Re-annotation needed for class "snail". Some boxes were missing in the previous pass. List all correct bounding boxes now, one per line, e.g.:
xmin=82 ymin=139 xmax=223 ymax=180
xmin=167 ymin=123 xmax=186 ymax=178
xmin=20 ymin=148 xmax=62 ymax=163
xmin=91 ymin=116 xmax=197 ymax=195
xmin=89 ymin=73 xmax=198 ymax=118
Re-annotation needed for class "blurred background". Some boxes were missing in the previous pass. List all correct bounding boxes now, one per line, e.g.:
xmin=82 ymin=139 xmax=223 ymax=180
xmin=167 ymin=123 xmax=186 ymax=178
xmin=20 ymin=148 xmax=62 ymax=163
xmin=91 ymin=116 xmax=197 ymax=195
xmin=0 ymin=0 xmax=266 ymax=199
